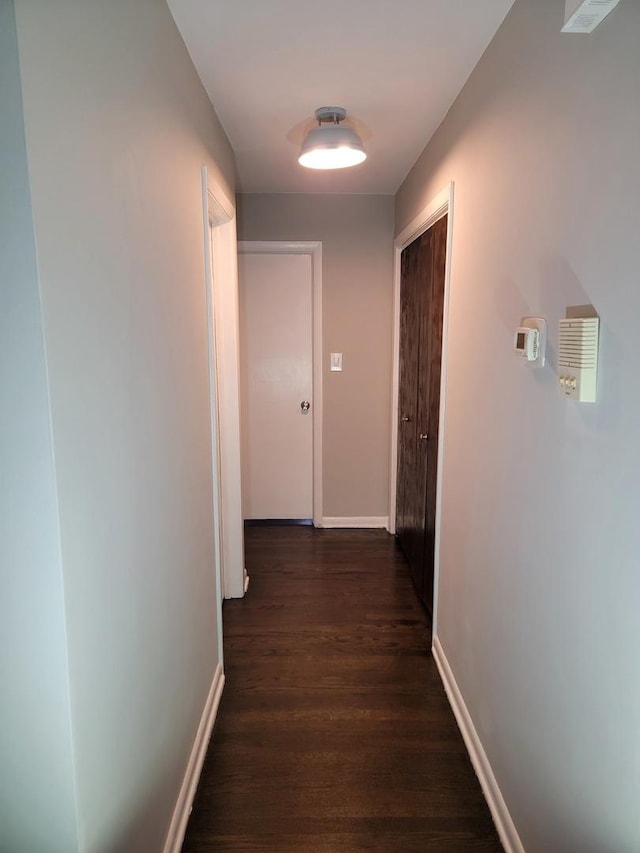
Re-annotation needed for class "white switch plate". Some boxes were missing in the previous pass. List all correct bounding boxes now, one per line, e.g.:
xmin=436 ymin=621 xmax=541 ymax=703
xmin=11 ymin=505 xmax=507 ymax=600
xmin=330 ymin=352 xmax=342 ymax=372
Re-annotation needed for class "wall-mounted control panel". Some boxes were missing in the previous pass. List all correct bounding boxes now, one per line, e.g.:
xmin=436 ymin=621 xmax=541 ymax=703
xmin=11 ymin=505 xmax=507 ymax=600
xmin=562 ymin=0 xmax=621 ymax=34
xmin=558 ymin=317 xmax=599 ymax=402
xmin=514 ymin=317 xmax=547 ymax=368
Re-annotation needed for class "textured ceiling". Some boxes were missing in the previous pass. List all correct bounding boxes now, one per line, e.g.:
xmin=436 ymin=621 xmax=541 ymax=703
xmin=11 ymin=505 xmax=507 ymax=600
xmin=168 ymin=0 xmax=516 ymax=194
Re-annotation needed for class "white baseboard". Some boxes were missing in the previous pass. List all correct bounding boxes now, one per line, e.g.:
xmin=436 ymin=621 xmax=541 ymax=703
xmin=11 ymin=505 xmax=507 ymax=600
xmin=432 ymin=637 xmax=524 ymax=853
xmin=162 ymin=663 xmax=225 ymax=853
xmin=320 ymin=516 xmax=389 ymax=529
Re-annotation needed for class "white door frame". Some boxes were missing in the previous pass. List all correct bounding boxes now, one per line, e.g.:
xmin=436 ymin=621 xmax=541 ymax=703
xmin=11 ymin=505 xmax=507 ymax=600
xmin=202 ymin=166 xmax=246 ymax=601
xmin=238 ymin=240 xmax=323 ymax=527
xmin=388 ymin=182 xmax=455 ymax=637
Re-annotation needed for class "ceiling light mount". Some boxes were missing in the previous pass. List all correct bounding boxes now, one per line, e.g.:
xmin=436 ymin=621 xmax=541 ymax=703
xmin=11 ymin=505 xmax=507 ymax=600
xmin=298 ymin=106 xmax=366 ymax=171
xmin=314 ymin=106 xmax=347 ymax=124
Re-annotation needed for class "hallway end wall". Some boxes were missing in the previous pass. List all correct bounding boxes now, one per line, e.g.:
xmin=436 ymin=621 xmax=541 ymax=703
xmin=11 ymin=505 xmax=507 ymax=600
xmin=237 ymin=193 xmax=395 ymax=522
xmin=396 ymin=0 xmax=640 ymax=849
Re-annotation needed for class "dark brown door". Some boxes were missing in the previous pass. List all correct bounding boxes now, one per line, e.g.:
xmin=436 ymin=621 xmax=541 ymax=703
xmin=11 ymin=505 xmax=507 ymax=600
xmin=396 ymin=229 xmax=431 ymax=591
xmin=396 ymin=215 xmax=447 ymax=618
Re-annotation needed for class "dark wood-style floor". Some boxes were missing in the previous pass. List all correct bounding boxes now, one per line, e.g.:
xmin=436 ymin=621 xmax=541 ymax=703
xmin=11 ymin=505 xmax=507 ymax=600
xmin=182 ymin=527 xmax=502 ymax=852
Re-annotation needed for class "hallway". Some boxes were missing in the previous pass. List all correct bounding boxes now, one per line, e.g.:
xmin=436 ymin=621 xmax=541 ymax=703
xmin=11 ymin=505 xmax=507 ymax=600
xmin=182 ymin=526 xmax=502 ymax=852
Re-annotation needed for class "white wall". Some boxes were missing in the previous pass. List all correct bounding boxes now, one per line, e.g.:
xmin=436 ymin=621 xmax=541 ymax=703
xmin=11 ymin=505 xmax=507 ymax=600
xmin=238 ymin=194 xmax=395 ymax=521
xmin=12 ymin=0 xmax=236 ymax=849
xmin=0 ymin=3 xmax=78 ymax=849
xmin=396 ymin=0 xmax=640 ymax=849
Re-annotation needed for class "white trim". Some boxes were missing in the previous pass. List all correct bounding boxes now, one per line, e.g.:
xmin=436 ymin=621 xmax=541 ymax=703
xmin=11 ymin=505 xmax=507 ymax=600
xmin=432 ymin=638 xmax=524 ymax=853
xmin=388 ymin=182 xmax=455 ymax=638
xmin=162 ymin=663 xmax=225 ymax=853
xmin=201 ymin=169 xmax=225 ymax=654
xmin=320 ymin=516 xmax=389 ymax=529
xmin=238 ymin=240 xmax=323 ymax=527
xmin=238 ymin=240 xmax=318 ymax=255
xmin=204 ymin=171 xmax=234 ymax=225
xmin=203 ymin=167 xmax=246 ymax=600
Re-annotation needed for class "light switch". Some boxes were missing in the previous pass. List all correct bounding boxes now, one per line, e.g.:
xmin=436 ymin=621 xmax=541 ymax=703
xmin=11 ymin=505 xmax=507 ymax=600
xmin=330 ymin=352 xmax=343 ymax=372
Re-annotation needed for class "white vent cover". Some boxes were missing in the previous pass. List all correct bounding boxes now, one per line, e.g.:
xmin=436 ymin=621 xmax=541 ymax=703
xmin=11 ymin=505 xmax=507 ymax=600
xmin=562 ymin=0 xmax=621 ymax=33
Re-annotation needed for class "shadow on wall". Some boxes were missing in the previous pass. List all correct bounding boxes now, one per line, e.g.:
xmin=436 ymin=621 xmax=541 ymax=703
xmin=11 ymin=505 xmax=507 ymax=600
xmin=91 ymin=766 xmax=177 ymax=853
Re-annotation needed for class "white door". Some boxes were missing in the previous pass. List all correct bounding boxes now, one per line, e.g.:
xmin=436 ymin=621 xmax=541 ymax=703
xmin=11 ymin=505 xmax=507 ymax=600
xmin=238 ymin=252 xmax=313 ymax=520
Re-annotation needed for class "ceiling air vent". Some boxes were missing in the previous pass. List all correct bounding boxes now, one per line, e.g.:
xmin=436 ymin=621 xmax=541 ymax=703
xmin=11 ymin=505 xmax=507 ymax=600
xmin=562 ymin=0 xmax=622 ymax=33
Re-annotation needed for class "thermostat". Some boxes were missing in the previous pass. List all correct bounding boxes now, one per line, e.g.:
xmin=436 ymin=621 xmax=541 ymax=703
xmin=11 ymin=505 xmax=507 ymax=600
xmin=514 ymin=317 xmax=547 ymax=367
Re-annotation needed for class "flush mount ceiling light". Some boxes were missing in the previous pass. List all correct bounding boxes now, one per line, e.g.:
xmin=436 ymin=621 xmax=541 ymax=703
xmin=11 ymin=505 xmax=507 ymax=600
xmin=298 ymin=107 xmax=366 ymax=170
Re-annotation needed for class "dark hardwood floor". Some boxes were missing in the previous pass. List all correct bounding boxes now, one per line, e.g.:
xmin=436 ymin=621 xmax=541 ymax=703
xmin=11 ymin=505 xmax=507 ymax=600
xmin=182 ymin=527 xmax=502 ymax=852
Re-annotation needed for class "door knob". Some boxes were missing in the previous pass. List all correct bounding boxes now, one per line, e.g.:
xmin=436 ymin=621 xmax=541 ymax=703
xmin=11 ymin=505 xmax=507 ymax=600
xmin=401 ymin=416 xmax=410 ymax=422
xmin=301 ymin=401 xmax=311 ymax=412
xmin=419 ymin=433 xmax=429 ymax=441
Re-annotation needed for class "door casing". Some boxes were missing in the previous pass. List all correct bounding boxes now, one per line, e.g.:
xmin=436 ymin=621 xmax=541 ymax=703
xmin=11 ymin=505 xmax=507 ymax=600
xmin=238 ymin=241 xmax=323 ymax=527
xmin=388 ymin=183 xmax=455 ymax=638
xmin=202 ymin=166 xmax=246 ymax=602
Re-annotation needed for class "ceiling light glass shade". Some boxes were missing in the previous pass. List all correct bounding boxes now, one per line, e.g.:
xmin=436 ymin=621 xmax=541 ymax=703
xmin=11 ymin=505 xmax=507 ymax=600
xmin=298 ymin=124 xmax=367 ymax=170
